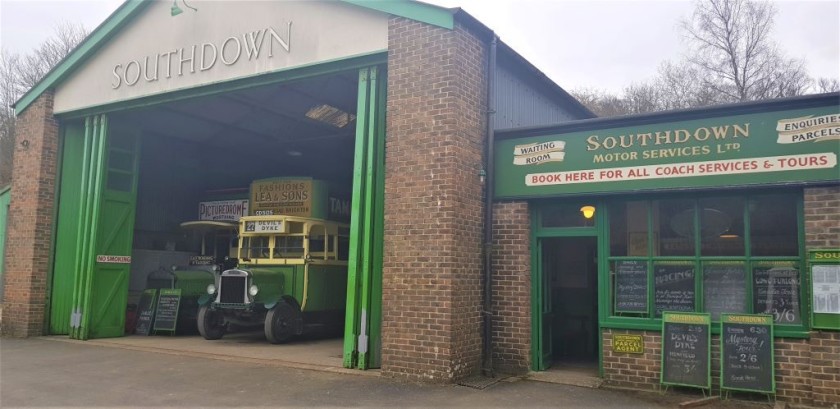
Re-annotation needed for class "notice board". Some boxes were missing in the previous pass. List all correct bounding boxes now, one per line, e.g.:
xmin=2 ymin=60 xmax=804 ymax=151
xmin=134 ymin=289 xmax=158 ymax=336
xmin=661 ymin=312 xmax=710 ymax=390
xmin=720 ymin=314 xmax=775 ymax=394
xmin=810 ymin=249 xmax=840 ymax=330
xmin=153 ymin=288 xmax=182 ymax=333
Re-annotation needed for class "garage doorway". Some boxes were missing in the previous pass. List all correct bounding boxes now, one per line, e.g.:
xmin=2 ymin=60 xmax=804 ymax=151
xmin=48 ymin=62 xmax=385 ymax=370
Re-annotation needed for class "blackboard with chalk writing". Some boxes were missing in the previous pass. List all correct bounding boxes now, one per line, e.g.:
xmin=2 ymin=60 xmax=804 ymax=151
xmin=753 ymin=263 xmax=801 ymax=325
xmin=654 ymin=263 xmax=695 ymax=317
xmin=720 ymin=314 xmax=774 ymax=394
xmin=661 ymin=312 xmax=710 ymax=390
xmin=615 ymin=261 xmax=648 ymax=313
xmin=153 ymin=288 xmax=181 ymax=333
xmin=134 ymin=289 xmax=158 ymax=336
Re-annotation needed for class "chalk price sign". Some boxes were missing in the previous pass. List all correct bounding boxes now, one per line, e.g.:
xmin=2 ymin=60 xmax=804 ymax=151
xmin=660 ymin=312 xmax=711 ymax=390
xmin=720 ymin=314 xmax=775 ymax=394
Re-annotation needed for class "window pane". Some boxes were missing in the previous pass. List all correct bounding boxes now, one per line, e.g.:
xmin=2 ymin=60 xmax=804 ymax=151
xmin=654 ymin=261 xmax=695 ymax=317
xmin=541 ymin=202 xmax=596 ymax=228
xmin=699 ymin=197 xmax=745 ymax=256
xmin=610 ymin=201 xmax=648 ymax=257
xmin=750 ymin=194 xmax=798 ymax=256
xmin=655 ymin=199 xmax=695 ymax=256
xmin=753 ymin=261 xmax=801 ymax=325
xmin=703 ymin=261 xmax=747 ymax=321
xmin=613 ymin=260 xmax=648 ymax=314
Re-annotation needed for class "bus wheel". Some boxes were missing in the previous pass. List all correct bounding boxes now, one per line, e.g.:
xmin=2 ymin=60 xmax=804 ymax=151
xmin=265 ymin=301 xmax=298 ymax=344
xmin=197 ymin=305 xmax=225 ymax=340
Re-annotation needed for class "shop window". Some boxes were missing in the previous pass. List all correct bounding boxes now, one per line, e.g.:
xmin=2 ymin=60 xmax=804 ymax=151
xmin=750 ymin=194 xmax=798 ymax=256
xmin=541 ymin=202 xmax=596 ymax=228
xmin=655 ymin=198 xmax=695 ymax=256
xmin=607 ymin=192 xmax=804 ymax=328
xmin=609 ymin=201 xmax=648 ymax=257
xmin=699 ymin=197 xmax=745 ymax=256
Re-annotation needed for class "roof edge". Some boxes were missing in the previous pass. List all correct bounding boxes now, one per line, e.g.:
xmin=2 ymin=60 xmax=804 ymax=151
xmin=14 ymin=0 xmax=150 ymax=116
xmin=451 ymin=9 xmax=596 ymax=120
xmin=342 ymin=0 xmax=456 ymax=29
xmin=495 ymin=92 xmax=840 ymax=139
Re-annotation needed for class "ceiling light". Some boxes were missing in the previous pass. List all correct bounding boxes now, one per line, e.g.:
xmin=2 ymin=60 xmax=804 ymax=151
xmin=305 ymin=104 xmax=355 ymax=128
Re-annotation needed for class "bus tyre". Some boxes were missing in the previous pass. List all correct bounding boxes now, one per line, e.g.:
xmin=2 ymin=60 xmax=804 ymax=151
xmin=197 ymin=305 xmax=225 ymax=340
xmin=265 ymin=301 xmax=299 ymax=344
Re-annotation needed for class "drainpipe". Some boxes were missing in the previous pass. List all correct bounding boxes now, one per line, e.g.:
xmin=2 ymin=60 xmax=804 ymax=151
xmin=481 ymin=34 xmax=498 ymax=378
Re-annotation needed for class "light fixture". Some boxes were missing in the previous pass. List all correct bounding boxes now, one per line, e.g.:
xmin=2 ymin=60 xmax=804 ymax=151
xmin=171 ymin=0 xmax=197 ymax=17
xmin=478 ymin=168 xmax=486 ymax=184
xmin=719 ymin=229 xmax=740 ymax=239
xmin=286 ymin=150 xmax=303 ymax=157
xmin=305 ymin=104 xmax=355 ymax=128
xmin=580 ymin=205 xmax=596 ymax=219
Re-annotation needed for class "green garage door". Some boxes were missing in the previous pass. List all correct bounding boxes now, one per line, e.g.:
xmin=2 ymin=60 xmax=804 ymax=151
xmin=51 ymin=115 xmax=140 ymax=339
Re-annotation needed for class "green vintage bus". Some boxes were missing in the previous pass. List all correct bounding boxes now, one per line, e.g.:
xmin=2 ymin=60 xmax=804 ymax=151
xmin=197 ymin=215 xmax=349 ymax=343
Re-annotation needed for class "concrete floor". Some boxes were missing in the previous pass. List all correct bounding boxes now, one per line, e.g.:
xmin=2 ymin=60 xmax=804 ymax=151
xmin=0 ymin=337 xmax=679 ymax=408
xmin=40 ymin=330 xmax=367 ymax=376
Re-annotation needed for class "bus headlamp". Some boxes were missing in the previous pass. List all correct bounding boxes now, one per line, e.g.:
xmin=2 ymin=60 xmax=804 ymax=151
xmin=249 ymin=285 xmax=259 ymax=296
xmin=207 ymin=284 xmax=216 ymax=295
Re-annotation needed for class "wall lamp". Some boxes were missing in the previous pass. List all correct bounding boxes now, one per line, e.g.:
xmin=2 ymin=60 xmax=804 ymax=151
xmin=171 ymin=0 xmax=198 ymax=16
xmin=580 ymin=205 xmax=596 ymax=219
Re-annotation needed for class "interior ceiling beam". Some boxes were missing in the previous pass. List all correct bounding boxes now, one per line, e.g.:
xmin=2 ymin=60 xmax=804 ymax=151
xmin=168 ymin=106 xmax=278 ymax=144
xmin=222 ymin=94 xmax=343 ymax=135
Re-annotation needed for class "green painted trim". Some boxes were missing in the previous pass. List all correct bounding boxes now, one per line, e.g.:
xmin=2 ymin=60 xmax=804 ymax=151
xmin=14 ymin=1 xmax=151 ymax=116
xmin=58 ymin=52 xmax=387 ymax=119
xmin=341 ymin=0 xmax=455 ymax=29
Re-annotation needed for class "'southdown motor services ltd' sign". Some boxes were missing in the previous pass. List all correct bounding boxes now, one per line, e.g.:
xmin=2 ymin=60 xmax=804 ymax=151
xmin=495 ymin=106 xmax=840 ymax=198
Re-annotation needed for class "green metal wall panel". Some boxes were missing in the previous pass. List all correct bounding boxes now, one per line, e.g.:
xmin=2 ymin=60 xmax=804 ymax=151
xmin=49 ymin=122 xmax=86 ymax=334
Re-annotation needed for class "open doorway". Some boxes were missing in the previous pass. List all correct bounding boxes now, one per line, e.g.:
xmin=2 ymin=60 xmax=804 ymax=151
xmin=540 ymin=237 xmax=598 ymax=373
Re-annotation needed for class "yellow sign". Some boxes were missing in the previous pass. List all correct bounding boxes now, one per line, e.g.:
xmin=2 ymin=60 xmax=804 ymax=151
xmin=250 ymin=179 xmax=313 ymax=217
xmin=613 ymin=334 xmax=644 ymax=354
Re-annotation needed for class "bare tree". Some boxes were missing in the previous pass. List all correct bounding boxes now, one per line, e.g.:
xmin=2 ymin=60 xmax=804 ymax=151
xmin=570 ymin=88 xmax=630 ymax=117
xmin=0 ymin=22 xmax=88 ymax=186
xmin=815 ymin=77 xmax=840 ymax=93
xmin=681 ymin=0 xmax=810 ymax=102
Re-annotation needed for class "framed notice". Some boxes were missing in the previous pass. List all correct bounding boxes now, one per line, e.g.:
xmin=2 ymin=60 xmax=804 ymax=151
xmin=810 ymin=250 xmax=840 ymax=330
xmin=660 ymin=312 xmax=711 ymax=390
xmin=720 ymin=314 xmax=775 ymax=394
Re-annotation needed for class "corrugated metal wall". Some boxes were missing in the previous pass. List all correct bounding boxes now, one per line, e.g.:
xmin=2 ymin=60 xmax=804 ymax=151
xmin=493 ymin=60 xmax=581 ymax=131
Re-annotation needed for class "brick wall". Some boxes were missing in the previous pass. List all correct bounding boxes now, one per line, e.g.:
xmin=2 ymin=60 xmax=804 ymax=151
xmin=2 ymin=92 xmax=59 ymax=337
xmin=804 ymin=185 xmax=840 ymax=249
xmin=602 ymin=329 xmax=661 ymax=391
xmin=603 ymin=329 xmax=839 ymax=407
xmin=490 ymin=201 xmax=531 ymax=374
xmin=810 ymin=331 xmax=840 ymax=407
xmin=381 ymin=18 xmax=487 ymax=382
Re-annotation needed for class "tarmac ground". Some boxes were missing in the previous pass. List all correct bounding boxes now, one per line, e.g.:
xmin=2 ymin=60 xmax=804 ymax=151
xmin=0 ymin=336 xmax=772 ymax=408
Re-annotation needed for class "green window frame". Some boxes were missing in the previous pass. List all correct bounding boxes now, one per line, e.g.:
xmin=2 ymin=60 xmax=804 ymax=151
xmin=600 ymin=189 xmax=809 ymax=338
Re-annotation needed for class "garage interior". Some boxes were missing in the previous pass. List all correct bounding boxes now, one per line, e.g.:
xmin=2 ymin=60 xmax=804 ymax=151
xmin=53 ymin=68 xmax=362 ymax=361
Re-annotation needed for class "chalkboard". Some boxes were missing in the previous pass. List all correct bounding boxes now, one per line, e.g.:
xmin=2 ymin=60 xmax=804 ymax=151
xmin=703 ymin=263 xmax=747 ymax=321
xmin=753 ymin=264 xmax=801 ymax=325
xmin=654 ymin=263 xmax=695 ymax=317
xmin=153 ymin=288 xmax=182 ymax=332
xmin=615 ymin=261 xmax=648 ymax=312
xmin=661 ymin=312 xmax=710 ymax=389
xmin=721 ymin=314 xmax=775 ymax=394
xmin=134 ymin=289 xmax=158 ymax=336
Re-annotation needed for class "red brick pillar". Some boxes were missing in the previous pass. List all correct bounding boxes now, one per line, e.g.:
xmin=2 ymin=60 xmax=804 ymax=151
xmin=804 ymin=185 xmax=840 ymax=249
xmin=491 ymin=201 xmax=531 ymax=374
xmin=382 ymin=17 xmax=487 ymax=381
xmin=2 ymin=92 xmax=59 ymax=337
